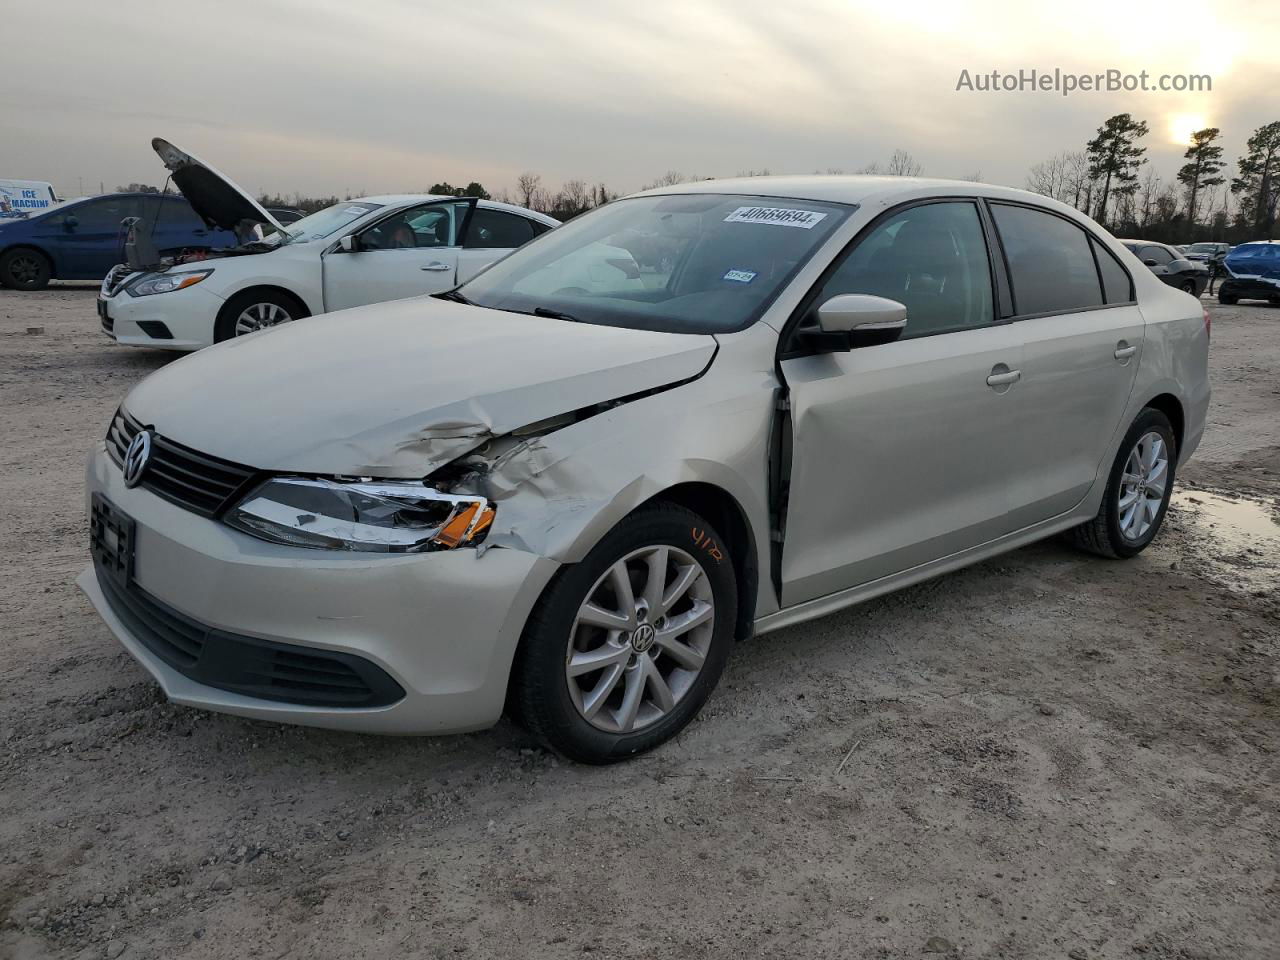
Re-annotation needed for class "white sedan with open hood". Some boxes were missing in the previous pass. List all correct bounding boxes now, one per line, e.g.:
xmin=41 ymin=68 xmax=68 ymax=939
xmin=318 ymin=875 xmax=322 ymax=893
xmin=96 ymin=139 xmax=557 ymax=350
xmin=79 ymin=176 xmax=1209 ymax=763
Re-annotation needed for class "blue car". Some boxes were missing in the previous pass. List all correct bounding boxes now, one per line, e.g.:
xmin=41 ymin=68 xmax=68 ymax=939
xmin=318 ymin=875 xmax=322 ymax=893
xmin=0 ymin=192 xmax=238 ymax=290
xmin=1218 ymin=240 xmax=1280 ymax=305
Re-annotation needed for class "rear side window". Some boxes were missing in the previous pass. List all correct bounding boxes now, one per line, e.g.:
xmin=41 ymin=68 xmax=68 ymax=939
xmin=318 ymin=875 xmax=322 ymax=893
xmin=991 ymin=204 xmax=1103 ymax=315
xmin=465 ymin=209 xmax=537 ymax=248
xmin=1140 ymin=245 xmax=1173 ymax=266
xmin=1091 ymin=238 xmax=1133 ymax=303
xmin=813 ymin=200 xmax=994 ymax=338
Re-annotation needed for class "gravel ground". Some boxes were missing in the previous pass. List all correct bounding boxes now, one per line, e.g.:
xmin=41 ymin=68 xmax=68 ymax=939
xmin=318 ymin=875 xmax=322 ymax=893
xmin=1 ymin=287 xmax=1277 ymax=960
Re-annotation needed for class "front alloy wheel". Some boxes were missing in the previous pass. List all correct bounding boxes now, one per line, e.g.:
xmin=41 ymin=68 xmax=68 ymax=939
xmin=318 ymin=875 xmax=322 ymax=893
xmin=234 ymin=300 xmax=294 ymax=336
xmin=567 ymin=545 xmax=715 ymax=734
xmin=513 ymin=504 xmax=737 ymax=763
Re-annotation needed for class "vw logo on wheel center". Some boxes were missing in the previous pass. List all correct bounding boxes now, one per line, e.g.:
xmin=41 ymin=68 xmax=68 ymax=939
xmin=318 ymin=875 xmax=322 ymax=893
xmin=122 ymin=430 xmax=154 ymax=488
xmin=630 ymin=622 xmax=656 ymax=653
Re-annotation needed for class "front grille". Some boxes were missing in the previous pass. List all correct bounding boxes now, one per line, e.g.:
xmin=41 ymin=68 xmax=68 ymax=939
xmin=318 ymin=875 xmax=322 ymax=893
xmin=106 ymin=408 xmax=258 ymax=517
xmin=94 ymin=564 xmax=405 ymax=708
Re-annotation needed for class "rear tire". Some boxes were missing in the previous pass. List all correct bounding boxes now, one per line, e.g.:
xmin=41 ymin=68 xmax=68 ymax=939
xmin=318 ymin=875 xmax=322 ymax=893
xmin=0 ymin=248 xmax=52 ymax=291
xmin=511 ymin=503 xmax=737 ymax=764
xmin=213 ymin=289 xmax=307 ymax=343
xmin=1065 ymin=408 xmax=1176 ymax=559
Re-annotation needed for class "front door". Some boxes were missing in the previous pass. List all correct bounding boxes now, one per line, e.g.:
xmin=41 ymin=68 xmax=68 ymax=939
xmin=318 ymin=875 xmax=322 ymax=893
xmin=321 ymin=200 xmax=472 ymax=311
xmin=41 ymin=196 xmax=142 ymax=279
xmin=779 ymin=200 xmax=1024 ymax=605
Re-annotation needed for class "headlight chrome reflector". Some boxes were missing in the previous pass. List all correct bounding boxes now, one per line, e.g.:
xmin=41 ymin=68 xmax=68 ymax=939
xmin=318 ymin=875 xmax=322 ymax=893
xmin=128 ymin=270 xmax=214 ymax=297
xmin=226 ymin=477 xmax=495 ymax=553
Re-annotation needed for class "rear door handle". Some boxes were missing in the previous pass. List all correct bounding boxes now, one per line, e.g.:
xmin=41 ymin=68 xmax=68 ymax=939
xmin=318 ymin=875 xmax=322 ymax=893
xmin=1114 ymin=343 xmax=1137 ymax=360
xmin=421 ymin=261 xmax=452 ymax=272
xmin=986 ymin=368 xmax=1021 ymax=387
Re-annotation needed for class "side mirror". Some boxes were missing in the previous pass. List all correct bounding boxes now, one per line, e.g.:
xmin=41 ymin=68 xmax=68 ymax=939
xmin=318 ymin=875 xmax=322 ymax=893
xmin=338 ymin=234 xmax=359 ymax=253
xmin=1142 ymin=258 xmax=1159 ymax=267
xmin=64 ymin=215 xmax=79 ymax=231
xmin=800 ymin=294 xmax=908 ymax=352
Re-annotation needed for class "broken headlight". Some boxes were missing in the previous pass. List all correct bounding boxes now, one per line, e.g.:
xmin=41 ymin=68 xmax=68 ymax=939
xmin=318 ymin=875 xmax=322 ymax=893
xmin=225 ymin=477 xmax=494 ymax=552
xmin=128 ymin=269 xmax=214 ymax=297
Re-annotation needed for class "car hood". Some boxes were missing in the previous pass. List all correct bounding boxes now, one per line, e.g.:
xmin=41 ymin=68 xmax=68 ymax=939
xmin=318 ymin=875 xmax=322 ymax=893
xmin=152 ymin=138 xmax=283 ymax=235
xmin=122 ymin=298 xmax=717 ymax=477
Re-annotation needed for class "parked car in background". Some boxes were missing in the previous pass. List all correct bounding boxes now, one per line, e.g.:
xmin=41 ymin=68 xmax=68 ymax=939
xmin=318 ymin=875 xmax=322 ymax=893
xmin=1119 ymin=239 xmax=1209 ymax=296
xmin=1218 ymin=240 xmax=1280 ymax=305
xmin=97 ymin=139 xmax=558 ymax=351
xmin=79 ymin=176 xmax=1209 ymax=762
xmin=1184 ymin=241 xmax=1231 ymax=266
xmin=0 ymin=192 xmax=239 ymax=290
xmin=0 ymin=179 xmax=61 ymax=220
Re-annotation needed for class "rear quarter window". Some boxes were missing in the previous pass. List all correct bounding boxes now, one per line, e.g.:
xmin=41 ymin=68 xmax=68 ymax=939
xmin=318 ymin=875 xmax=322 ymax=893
xmin=992 ymin=203 xmax=1104 ymax=315
xmin=1091 ymin=238 xmax=1133 ymax=304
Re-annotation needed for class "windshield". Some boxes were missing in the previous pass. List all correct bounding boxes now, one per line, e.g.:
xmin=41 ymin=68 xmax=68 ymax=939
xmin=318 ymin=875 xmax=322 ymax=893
xmin=457 ymin=193 xmax=852 ymax=334
xmin=270 ymin=201 xmax=383 ymax=245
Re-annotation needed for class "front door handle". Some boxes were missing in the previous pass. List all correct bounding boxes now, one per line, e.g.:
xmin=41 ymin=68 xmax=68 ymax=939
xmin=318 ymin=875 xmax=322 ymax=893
xmin=421 ymin=261 xmax=452 ymax=272
xmin=1114 ymin=342 xmax=1138 ymax=360
xmin=986 ymin=367 xmax=1022 ymax=387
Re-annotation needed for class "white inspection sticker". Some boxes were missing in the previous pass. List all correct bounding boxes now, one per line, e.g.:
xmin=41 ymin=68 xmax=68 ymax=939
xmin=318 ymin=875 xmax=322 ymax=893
xmin=723 ymin=269 xmax=757 ymax=283
xmin=724 ymin=206 xmax=827 ymax=229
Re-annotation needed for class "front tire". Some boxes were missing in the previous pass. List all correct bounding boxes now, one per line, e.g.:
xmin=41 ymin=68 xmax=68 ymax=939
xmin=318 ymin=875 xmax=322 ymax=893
xmin=1218 ymin=290 xmax=1238 ymax=305
xmin=1179 ymin=280 xmax=1197 ymax=295
xmin=0 ymin=248 xmax=53 ymax=291
xmin=512 ymin=504 xmax=737 ymax=764
xmin=1066 ymin=408 xmax=1176 ymax=559
xmin=213 ymin=289 xmax=307 ymax=343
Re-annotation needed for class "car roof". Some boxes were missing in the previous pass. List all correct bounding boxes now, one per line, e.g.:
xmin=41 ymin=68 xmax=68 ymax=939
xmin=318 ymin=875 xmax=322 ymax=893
xmin=626 ymin=174 xmax=1076 ymax=211
xmin=353 ymin=194 xmax=559 ymax=225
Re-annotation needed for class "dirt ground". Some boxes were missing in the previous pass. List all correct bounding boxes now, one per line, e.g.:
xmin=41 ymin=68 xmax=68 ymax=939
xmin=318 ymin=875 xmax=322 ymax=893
xmin=1 ymin=287 xmax=1276 ymax=960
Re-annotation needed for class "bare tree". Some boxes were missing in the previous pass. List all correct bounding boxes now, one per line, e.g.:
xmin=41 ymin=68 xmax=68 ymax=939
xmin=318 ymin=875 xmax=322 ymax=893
xmin=855 ymin=161 xmax=881 ymax=174
xmin=1135 ymin=167 xmax=1162 ymax=231
xmin=516 ymin=172 xmax=542 ymax=209
xmin=554 ymin=179 xmax=591 ymax=217
xmin=886 ymin=149 xmax=923 ymax=177
xmin=960 ymin=170 xmax=983 ymax=182
xmin=642 ymin=170 xmax=691 ymax=190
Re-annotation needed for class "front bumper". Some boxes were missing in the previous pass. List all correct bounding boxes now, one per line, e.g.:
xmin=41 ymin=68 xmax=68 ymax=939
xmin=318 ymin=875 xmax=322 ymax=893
xmin=1219 ymin=277 xmax=1280 ymax=301
xmin=77 ymin=444 xmax=559 ymax=734
xmin=98 ymin=283 xmax=227 ymax=352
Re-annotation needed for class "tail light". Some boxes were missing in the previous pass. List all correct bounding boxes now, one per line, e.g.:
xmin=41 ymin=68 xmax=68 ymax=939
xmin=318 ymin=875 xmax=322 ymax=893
xmin=1203 ymin=306 xmax=1211 ymax=340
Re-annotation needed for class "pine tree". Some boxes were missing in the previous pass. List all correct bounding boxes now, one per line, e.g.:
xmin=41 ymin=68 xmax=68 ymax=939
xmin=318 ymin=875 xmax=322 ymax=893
xmin=1086 ymin=114 xmax=1149 ymax=228
xmin=1176 ymin=128 xmax=1225 ymax=227
xmin=1231 ymin=121 xmax=1280 ymax=238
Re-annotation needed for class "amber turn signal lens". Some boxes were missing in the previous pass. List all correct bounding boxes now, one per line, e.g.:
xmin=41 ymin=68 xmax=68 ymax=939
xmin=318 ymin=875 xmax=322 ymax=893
xmin=431 ymin=502 xmax=495 ymax=549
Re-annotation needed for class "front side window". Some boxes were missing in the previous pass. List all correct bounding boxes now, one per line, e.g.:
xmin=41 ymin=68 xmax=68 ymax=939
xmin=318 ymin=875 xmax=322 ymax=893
xmin=457 ymin=193 xmax=851 ymax=334
xmin=68 ymin=197 xmax=142 ymax=230
xmin=360 ymin=201 xmax=469 ymax=250
xmin=465 ymin=208 xmax=537 ymax=248
xmin=992 ymin=203 xmax=1103 ymax=315
xmin=812 ymin=201 xmax=994 ymax=338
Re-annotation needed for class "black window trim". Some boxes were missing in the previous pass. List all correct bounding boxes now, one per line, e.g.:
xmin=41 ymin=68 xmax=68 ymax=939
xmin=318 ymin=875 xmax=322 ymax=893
xmin=778 ymin=195 xmax=1003 ymax=358
xmin=462 ymin=205 xmax=541 ymax=250
xmin=984 ymin=198 xmax=1137 ymax=320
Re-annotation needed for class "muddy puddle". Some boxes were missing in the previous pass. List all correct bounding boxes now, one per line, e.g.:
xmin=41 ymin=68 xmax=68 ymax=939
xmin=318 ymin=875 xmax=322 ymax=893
xmin=1169 ymin=489 xmax=1280 ymax=592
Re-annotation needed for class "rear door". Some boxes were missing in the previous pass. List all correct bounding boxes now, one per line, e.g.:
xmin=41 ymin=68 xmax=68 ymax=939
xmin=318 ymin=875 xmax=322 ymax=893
xmin=779 ymin=199 xmax=1025 ymax=604
xmin=455 ymin=206 xmax=543 ymax=283
xmin=321 ymin=200 xmax=472 ymax=311
xmin=988 ymin=202 xmax=1144 ymax=526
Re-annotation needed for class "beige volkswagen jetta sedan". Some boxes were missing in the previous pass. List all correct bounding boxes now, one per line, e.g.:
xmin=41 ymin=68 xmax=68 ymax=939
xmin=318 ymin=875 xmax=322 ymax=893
xmin=79 ymin=177 xmax=1210 ymax=763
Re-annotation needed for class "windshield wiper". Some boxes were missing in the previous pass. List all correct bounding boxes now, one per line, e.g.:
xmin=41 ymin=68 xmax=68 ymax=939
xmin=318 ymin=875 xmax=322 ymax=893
xmin=532 ymin=306 xmax=583 ymax=323
xmin=432 ymin=289 xmax=472 ymax=305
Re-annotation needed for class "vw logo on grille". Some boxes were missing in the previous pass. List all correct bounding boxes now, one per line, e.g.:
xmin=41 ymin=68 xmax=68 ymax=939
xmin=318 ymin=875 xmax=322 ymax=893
xmin=122 ymin=430 xmax=154 ymax=488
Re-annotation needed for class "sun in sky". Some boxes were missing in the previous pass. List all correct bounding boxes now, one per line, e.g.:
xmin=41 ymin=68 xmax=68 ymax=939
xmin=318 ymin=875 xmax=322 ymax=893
xmin=1167 ymin=113 xmax=1210 ymax=146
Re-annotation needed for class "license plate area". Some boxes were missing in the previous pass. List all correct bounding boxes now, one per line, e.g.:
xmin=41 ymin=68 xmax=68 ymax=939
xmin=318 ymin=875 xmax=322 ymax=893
xmin=91 ymin=493 xmax=135 ymax=590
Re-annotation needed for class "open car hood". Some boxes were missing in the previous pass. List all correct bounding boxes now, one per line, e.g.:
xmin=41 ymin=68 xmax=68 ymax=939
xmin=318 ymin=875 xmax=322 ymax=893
xmin=151 ymin=137 xmax=283 ymax=235
xmin=122 ymin=297 xmax=717 ymax=478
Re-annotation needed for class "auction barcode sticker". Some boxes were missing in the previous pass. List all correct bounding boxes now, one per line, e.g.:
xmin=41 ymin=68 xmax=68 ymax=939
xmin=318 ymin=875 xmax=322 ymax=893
xmin=723 ymin=206 xmax=827 ymax=229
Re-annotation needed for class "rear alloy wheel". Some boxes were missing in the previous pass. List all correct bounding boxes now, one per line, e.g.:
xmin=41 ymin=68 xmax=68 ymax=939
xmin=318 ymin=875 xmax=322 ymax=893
xmin=214 ymin=290 xmax=307 ymax=343
xmin=1065 ymin=408 xmax=1176 ymax=559
xmin=0 ymin=248 xmax=52 ymax=291
xmin=512 ymin=504 xmax=736 ymax=763
xmin=1179 ymin=280 xmax=1197 ymax=295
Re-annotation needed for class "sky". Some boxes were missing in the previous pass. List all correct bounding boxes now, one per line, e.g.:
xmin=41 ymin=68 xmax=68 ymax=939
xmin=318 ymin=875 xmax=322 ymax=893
xmin=3 ymin=0 xmax=1278 ymax=201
